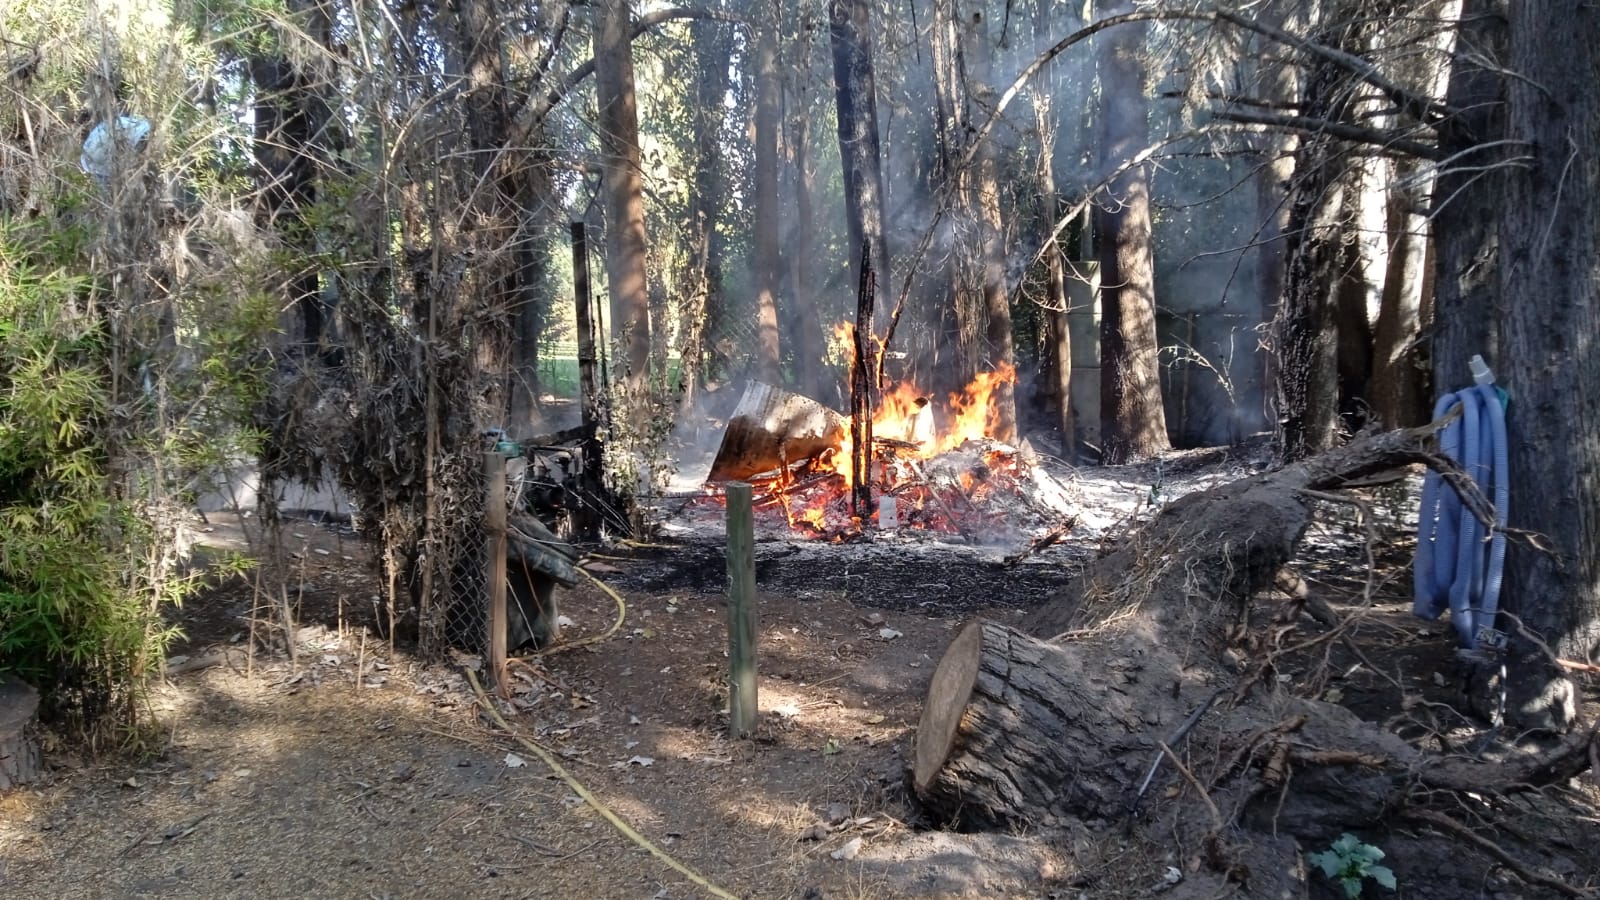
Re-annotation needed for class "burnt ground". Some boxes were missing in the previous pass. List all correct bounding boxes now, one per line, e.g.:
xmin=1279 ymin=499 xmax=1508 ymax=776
xmin=4 ymin=448 xmax=1600 ymax=899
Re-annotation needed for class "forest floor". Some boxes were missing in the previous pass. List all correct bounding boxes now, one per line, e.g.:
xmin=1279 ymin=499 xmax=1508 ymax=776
xmin=3 ymin=443 xmax=1600 ymax=899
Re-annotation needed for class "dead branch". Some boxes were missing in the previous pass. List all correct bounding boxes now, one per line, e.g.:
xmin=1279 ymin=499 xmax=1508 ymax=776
xmin=1402 ymin=808 xmax=1591 ymax=898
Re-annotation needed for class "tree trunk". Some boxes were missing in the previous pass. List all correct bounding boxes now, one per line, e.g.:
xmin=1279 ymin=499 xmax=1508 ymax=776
xmin=1031 ymin=0 xmax=1072 ymax=448
xmin=783 ymin=80 xmax=827 ymax=399
xmin=1252 ymin=3 xmax=1300 ymax=438
xmin=1093 ymin=0 xmax=1168 ymax=464
xmin=959 ymin=1 xmax=1017 ymax=443
xmin=1274 ymin=4 xmax=1374 ymax=460
xmin=0 ymin=677 xmax=42 ymax=791
xmin=926 ymin=0 xmax=972 ymax=399
xmin=919 ymin=425 xmax=1458 ymax=832
xmin=678 ymin=19 xmax=734 ymax=412
xmin=593 ymin=0 xmax=653 ymax=400
xmin=1334 ymin=223 xmax=1374 ymax=432
xmin=828 ymin=0 xmax=891 ymax=331
xmin=1370 ymin=156 xmax=1430 ymax=428
xmin=1497 ymin=0 xmax=1600 ymax=730
xmin=1429 ymin=0 xmax=1507 ymax=391
xmin=456 ymin=0 xmax=522 ymax=426
xmin=751 ymin=7 xmax=783 ymax=385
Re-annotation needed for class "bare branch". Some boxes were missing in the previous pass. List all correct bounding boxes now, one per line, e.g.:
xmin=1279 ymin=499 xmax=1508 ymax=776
xmin=1213 ymin=107 xmax=1442 ymax=160
xmin=1215 ymin=6 xmax=1455 ymax=126
xmin=510 ymin=6 xmax=745 ymax=144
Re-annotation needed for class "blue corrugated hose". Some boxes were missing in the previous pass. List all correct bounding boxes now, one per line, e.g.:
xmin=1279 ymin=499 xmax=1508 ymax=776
xmin=1414 ymin=356 xmax=1509 ymax=650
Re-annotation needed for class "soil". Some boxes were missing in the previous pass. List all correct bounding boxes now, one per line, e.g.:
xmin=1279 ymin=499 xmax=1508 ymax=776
xmin=3 ymin=447 xmax=1599 ymax=900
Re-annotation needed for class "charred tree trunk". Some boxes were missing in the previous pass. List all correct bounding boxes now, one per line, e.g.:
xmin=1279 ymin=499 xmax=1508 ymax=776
xmin=829 ymin=0 xmax=891 ymax=331
xmin=594 ymin=0 xmax=653 ymax=400
xmin=1093 ymin=0 xmax=1168 ymax=464
xmin=1334 ymin=225 xmax=1374 ymax=432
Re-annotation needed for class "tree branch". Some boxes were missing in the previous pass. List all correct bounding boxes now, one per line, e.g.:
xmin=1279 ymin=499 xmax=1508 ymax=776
xmin=510 ymin=6 xmax=745 ymax=144
xmin=1213 ymin=108 xmax=1442 ymax=160
xmin=1214 ymin=6 xmax=1455 ymax=127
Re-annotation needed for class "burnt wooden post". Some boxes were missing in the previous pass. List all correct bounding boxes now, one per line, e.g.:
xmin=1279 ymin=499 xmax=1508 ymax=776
xmin=571 ymin=221 xmax=606 ymax=539
xmin=725 ymin=481 xmax=758 ymax=738
xmin=484 ymin=451 xmax=509 ymax=696
xmin=849 ymin=242 xmax=875 ymax=518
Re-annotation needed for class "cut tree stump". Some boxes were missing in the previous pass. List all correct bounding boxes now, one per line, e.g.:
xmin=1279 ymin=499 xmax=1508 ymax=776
xmin=706 ymin=381 xmax=846 ymax=483
xmin=914 ymin=620 xmax=1155 ymax=830
xmin=0 ymin=676 xmax=43 ymax=791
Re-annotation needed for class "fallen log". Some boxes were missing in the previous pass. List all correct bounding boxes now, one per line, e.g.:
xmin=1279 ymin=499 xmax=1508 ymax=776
xmin=913 ymin=620 xmax=1159 ymax=830
xmin=911 ymin=423 xmax=1597 ymax=895
xmin=0 ymin=676 xmax=43 ymax=791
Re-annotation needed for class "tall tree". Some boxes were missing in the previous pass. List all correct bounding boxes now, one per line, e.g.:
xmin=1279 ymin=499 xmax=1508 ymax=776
xmin=1494 ymin=0 xmax=1600 ymax=730
xmin=957 ymin=0 xmax=1017 ymax=442
xmin=1032 ymin=0 xmax=1073 ymax=446
xmin=779 ymin=29 xmax=827 ymax=399
xmin=678 ymin=17 xmax=735 ymax=411
xmin=1272 ymin=3 xmax=1367 ymax=459
xmin=828 ymin=0 xmax=890 ymax=332
xmin=593 ymin=0 xmax=652 ymax=400
xmin=750 ymin=0 xmax=783 ymax=384
xmin=1092 ymin=0 xmax=1169 ymax=463
xmin=1370 ymin=155 xmax=1430 ymax=427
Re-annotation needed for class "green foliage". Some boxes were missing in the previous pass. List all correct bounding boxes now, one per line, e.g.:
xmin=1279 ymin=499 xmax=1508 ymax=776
xmin=0 ymin=219 xmax=140 ymax=713
xmin=1308 ymin=834 xmax=1397 ymax=898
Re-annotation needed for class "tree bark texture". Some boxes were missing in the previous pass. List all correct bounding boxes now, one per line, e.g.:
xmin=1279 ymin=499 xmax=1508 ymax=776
xmin=455 ymin=0 xmax=529 ymax=427
xmin=1093 ymin=0 xmax=1168 ymax=464
xmin=751 ymin=5 xmax=783 ymax=384
xmin=0 ymin=677 xmax=42 ymax=791
xmin=1032 ymin=0 xmax=1072 ymax=447
xmin=593 ymin=0 xmax=653 ymax=399
xmin=1429 ymin=0 xmax=1507 ymax=389
xmin=1497 ymin=0 xmax=1600 ymax=730
xmin=829 ymin=0 xmax=891 ymax=332
xmin=1273 ymin=5 xmax=1367 ymax=460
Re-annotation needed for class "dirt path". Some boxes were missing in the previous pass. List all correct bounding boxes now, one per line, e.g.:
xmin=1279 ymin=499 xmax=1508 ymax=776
xmin=0 ymin=533 xmax=1069 ymax=900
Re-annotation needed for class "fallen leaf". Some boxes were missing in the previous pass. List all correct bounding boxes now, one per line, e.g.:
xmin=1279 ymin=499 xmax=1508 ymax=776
xmin=504 ymin=753 xmax=527 ymax=768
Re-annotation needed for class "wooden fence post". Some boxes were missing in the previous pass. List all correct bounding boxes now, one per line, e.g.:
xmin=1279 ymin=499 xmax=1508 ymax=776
xmin=484 ymin=451 xmax=509 ymax=697
xmin=725 ymin=481 xmax=758 ymax=738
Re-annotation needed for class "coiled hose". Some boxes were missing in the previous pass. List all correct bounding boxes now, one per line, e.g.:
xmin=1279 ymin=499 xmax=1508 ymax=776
xmin=1413 ymin=358 xmax=1509 ymax=650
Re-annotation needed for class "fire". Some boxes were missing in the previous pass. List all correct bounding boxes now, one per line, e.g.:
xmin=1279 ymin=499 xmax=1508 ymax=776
xmin=822 ymin=321 xmax=1017 ymax=490
xmin=699 ymin=322 xmax=1024 ymax=540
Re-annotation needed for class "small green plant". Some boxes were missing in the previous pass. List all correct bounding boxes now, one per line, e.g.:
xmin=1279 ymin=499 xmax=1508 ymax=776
xmin=1308 ymin=833 xmax=1396 ymax=898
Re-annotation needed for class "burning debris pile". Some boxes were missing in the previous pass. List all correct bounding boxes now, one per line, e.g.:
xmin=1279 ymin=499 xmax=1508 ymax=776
xmin=697 ymin=374 xmax=1075 ymax=543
